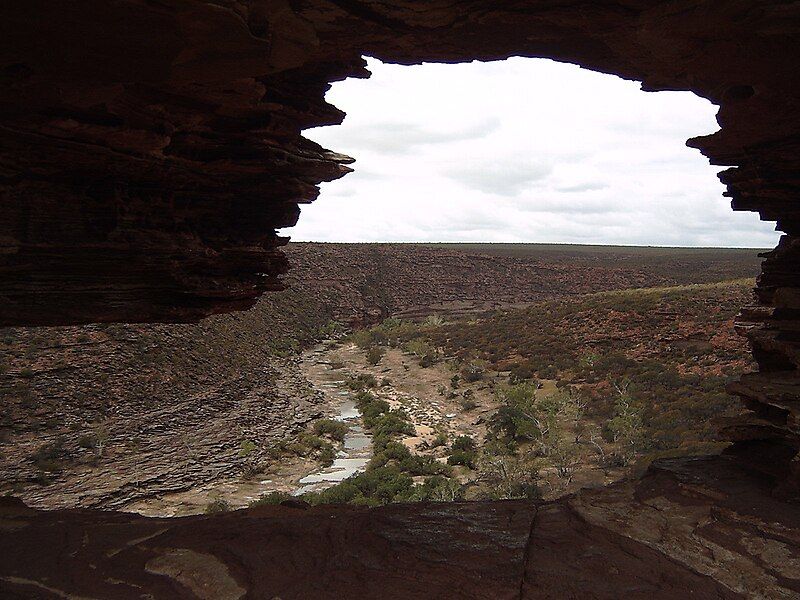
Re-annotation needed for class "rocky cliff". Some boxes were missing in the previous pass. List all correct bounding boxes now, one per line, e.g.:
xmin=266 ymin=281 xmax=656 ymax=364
xmin=2 ymin=3 xmax=799 ymax=487
xmin=2 ymin=243 xmax=756 ymax=510
xmin=287 ymin=243 xmax=764 ymax=322
xmin=2 ymin=1 xmax=800 ymax=596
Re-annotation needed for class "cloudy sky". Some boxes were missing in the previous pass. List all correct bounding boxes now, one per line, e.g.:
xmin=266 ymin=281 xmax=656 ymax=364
xmin=287 ymin=57 xmax=779 ymax=248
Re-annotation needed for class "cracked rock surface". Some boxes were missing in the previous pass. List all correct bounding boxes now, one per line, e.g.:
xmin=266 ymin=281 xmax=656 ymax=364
xmin=2 ymin=2 xmax=800 ymax=595
xmin=2 ymin=457 xmax=796 ymax=599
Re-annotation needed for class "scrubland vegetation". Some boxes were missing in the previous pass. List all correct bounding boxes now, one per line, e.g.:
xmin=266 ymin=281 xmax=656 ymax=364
xmin=2 ymin=243 xmax=759 ymax=513
xmin=250 ymin=279 xmax=754 ymax=507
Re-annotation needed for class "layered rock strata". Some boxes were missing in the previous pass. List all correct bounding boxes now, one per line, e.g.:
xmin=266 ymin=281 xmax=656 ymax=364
xmin=1 ymin=2 xmax=797 ymax=326
xmin=2 ymin=4 xmax=800 ymax=465
xmin=1 ymin=0 xmax=800 ymax=590
xmin=0 ymin=244 xmax=758 ymax=512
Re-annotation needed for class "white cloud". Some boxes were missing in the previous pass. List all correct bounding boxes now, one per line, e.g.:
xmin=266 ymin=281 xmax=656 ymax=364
xmin=445 ymin=159 xmax=552 ymax=196
xmin=556 ymin=182 xmax=608 ymax=193
xmin=338 ymin=119 xmax=501 ymax=154
xmin=286 ymin=57 xmax=780 ymax=248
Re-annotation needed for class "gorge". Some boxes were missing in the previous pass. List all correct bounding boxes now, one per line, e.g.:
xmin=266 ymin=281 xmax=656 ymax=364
xmin=2 ymin=2 xmax=800 ymax=598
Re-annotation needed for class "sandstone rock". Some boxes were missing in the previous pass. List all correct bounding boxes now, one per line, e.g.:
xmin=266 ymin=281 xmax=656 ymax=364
xmin=0 ymin=2 xmax=797 ymax=327
xmin=1 ymin=1 xmax=800 ymax=592
xmin=2 ymin=457 xmax=795 ymax=598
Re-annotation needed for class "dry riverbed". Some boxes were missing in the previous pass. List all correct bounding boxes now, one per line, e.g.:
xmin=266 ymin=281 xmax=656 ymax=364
xmin=125 ymin=338 xmax=625 ymax=515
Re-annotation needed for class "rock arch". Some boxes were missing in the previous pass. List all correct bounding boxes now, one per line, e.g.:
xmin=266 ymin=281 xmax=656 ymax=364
xmin=3 ymin=0 xmax=798 ymax=497
xmin=2 ymin=4 xmax=800 ymax=596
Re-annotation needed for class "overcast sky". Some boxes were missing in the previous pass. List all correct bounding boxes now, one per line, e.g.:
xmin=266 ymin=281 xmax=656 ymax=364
xmin=287 ymin=57 xmax=779 ymax=248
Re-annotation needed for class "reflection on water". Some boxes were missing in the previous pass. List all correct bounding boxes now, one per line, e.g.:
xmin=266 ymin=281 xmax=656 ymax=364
xmin=344 ymin=425 xmax=371 ymax=451
xmin=293 ymin=361 xmax=373 ymax=496
xmin=336 ymin=399 xmax=361 ymax=421
xmin=296 ymin=457 xmax=370 ymax=487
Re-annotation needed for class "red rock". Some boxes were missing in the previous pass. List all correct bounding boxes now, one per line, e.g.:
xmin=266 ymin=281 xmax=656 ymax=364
xmin=1 ymin=2 xmax=800 ymax=591
xmin=3 ymin=457 xmax=794 ymax=598
xmin=0 ymin=2 xmax=798 ymax=328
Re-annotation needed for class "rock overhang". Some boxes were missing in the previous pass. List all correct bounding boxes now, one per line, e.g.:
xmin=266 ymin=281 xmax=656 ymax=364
xmin=1 ymin=4 xmax=800 ymax=596
xmin=0 ymin=0 xmax=799 ymax=537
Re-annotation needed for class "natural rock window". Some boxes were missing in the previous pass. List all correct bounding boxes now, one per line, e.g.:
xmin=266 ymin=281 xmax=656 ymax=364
xmin=2 ymin=2 xmax=800 ymax=597
xmin=295 ymin=58 xmax=779 ymax=247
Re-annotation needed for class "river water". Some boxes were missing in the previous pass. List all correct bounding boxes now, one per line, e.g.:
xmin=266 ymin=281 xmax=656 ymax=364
xmin=293 ymin=349 xmax=374 ymax=496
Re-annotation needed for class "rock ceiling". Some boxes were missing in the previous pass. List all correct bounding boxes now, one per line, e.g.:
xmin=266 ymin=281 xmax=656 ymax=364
xmin=2 ymin=1 xmax=798 ymax=325
xmin=0 ymin=2 xmax=799 ymax=596
xmin=3 ymin=0 xmax=799 ymax=489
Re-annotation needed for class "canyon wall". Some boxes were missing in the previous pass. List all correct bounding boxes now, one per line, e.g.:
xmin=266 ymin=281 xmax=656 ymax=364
xmin=2 ymin=243 xmax=757 ymax=509
xmin=5 ymin=0 xmax=797 ymax=494
xmin=1 ymin=2 xmax=800 ymax=597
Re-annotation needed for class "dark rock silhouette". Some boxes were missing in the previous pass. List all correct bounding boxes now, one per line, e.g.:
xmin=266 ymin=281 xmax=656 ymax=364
xmin=1 ymin=2 xmax=799 ymax=596
xmin=2 ymin=456 xmax=796 ymax=598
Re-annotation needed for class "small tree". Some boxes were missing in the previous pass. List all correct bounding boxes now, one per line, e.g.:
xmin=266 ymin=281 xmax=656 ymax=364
xmin=602 ymin=380 xmax=644 ymax=465
xmin=549 ymin=433 xmax=580 ymax=482
xmin=478 ymin=455 xmax=541 ymax=500
xmin=313 ymin=419 xmax=349 ymax=442
xmin=461 ymin=361 xmax=486 ymax=383
xmin=447 ymin=435 xmax=478 ymax=469
xmin=93 ymin=420 xmax=110 ymax=458
xmin=205 ymin=497 xmax=230 ymax=514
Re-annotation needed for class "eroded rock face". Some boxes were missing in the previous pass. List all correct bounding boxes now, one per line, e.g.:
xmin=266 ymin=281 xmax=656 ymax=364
xmin=0 ymin=2 xmax=797 ymax=325
xmin=2 ymin=3 xmax=799 ymax=479
xmin=1 ymin=1 xmax=800 ymax=589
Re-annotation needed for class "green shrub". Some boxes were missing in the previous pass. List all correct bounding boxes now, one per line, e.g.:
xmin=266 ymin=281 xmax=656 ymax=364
xmin=306 ymin=480 xmax=361 ymax=505
xmin=461 ymin=361 xmax=486 ymax=382
xmin=347 ymin=374 xmax=378 ymax=391
xmin=509 ymin=362 xmax=536 ymax=383
xmin=313 ymin=419 xmax=349 ymax=442
xmin=447 ymin=450 xmax=477 ymax=469
xmin=31 ymin=437 xmax=66 ymax=472
xmin=77 ymin=434 xmax=96 ymax=449
xmin=460 ymin=392 xmax=477 ymax=412
xmin=447 ymin=436 xmax=478 ymax=469
xmin=303 ymin=466 xmax=414 ymax=506
xmin=296 ymin=433 xmax=337 ymax=466
xmin=424 ymin=315 xmax=444 ymax=327
xmin=430 ymin=432 xmax=448 ymax=448
xmin=404 ymin=338 xmax=440 ymax=367
xmin=317 ymin=445 xmax=336 ymax=467
xmin=241 ymin=462 xmax=265 ymax=479
xmin=478 ymin=455 xmax=541 ymax=500
xmin=249 ymin=491 xmax=291 ymax=506
xmin=418 ymin=354 xmax=438 ymax=368
xmin=368 ymin=411 xmax=415 ymax=440
xmin=299 ymin=433 xmax=328 ymax=450
xmin=238 ymin=440 xmax=257 ymax=457
xmin=205 ymin=498 xmax=230 ymax=514
xmin=316 ymin=321 xmax=343 ymax=339
xmin=366 ymin=346 xmax=386 ymax=366
xmin=350 ymin=330 xmax=376 ymax=350
xmin=452 ymin=435 xmax=477 ymax=453
xmin=354 ymin=392 xmax=391 ymax=424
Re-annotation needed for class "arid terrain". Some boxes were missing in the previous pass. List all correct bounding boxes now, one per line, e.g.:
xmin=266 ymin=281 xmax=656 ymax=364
xmin=0 ymin=243 xmax=762 ymax=514
xmin=3 ymin=6 xmax=797 ymax=596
